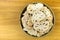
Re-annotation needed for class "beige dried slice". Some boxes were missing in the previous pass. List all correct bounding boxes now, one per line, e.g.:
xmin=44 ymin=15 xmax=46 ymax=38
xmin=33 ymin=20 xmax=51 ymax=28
xmin=27 ymin=19 xmax=33 ymax=28
xmin=41 ymin=7 xmax=53 ymax=22
xmin=27 ymin=28 xmax=37 ymax=36
xmin=31 ymin=11 xmax=46 ymax=23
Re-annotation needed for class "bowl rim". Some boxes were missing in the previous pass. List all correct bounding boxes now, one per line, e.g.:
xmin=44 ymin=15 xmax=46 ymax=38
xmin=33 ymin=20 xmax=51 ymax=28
xmin=19 ymin=2 xmax=55 ymax=37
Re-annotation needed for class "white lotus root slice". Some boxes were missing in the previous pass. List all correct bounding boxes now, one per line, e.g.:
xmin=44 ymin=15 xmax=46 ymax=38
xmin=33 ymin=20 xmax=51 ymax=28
xmin=31 ymin=11 xmax=46 ymax=23
xmin=33 ymin=21 xmax=50 ymax=32
xmin=27 ymin=3 xmax=43 ymax=14
xmin=27 ymin=28 xmax=37 ymax=36
xmin=41 ymin=7 xmax=53 ymax=22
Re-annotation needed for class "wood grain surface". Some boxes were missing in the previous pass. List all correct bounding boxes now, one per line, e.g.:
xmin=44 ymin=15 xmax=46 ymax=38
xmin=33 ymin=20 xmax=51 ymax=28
xmin=0 ymin=0 xmax=60 ymax=40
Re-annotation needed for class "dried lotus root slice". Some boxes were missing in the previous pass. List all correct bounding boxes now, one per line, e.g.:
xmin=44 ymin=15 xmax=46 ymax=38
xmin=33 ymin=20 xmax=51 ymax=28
xmin=40 ymin=21 xmax=53 ymax=34
xmin=23 ymin=27 xmax=29 ymax=31
xmin=22 ymin=14 xmax=32 ymax=29
xmin=22 ymin=16 xmax=27 ymax=28
xmin=40 ymin=21 xmax=50 ymax=32
xmin=26 ymin=19 xmax=33 ymax=28
xmin=31 ymin=11 xmax=46 ymax=23
xmin=33 ymin=21 xmax=50 ymax=36
xmin=27 ymin=3 xmax=43 ymax=14
xmin=27 ymin=28 xmax=37 ymax=36
xmin=33 ymin=21 xmax=49 ymax=32
xmin=41 ymin=7 xmax=53 ymax=21
xmin=23 ymin=11 xmax=28 ymax=16
xmin=33 ymin=22 xmax=40 ymax=31
xmin=27 ymin=3 xmax=43 ymax=11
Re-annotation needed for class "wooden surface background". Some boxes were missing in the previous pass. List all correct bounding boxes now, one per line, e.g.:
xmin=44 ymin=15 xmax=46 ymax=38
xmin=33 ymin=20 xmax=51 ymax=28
xmin=0 ymin=0 xmax=60 ymax=40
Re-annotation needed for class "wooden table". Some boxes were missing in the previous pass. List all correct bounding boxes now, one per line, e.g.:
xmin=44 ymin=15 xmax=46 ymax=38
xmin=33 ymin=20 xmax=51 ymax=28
xmin=0 ymin=0 xmax=60 ymax=40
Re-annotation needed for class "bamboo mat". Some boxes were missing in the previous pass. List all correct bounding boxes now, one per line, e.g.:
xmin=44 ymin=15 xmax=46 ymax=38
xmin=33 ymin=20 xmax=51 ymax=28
xmin=0 ymin=0 xmax=60 ymax=40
